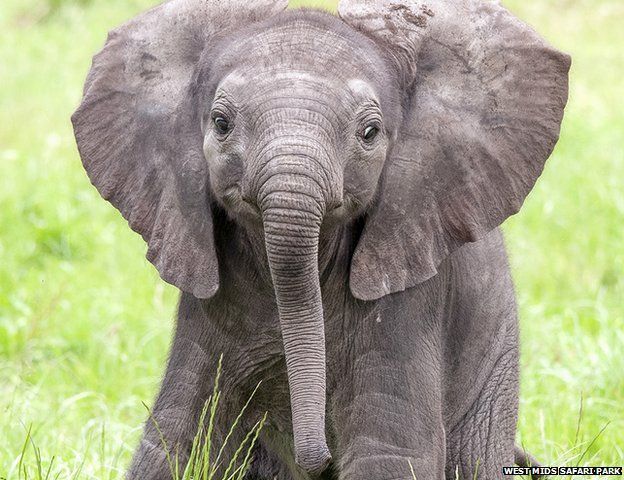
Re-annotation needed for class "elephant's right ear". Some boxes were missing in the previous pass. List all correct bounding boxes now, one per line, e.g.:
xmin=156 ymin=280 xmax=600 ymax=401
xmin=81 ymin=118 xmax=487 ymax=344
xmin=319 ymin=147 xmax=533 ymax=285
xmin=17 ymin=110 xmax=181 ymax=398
xmin=72 ymin=0 xmax=287 ymax=299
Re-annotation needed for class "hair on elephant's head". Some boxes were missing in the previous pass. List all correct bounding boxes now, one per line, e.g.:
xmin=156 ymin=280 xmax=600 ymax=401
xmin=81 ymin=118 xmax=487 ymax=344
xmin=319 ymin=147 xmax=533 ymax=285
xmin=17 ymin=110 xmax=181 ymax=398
xmin=72 ymin=0 xmax=569 ymax=474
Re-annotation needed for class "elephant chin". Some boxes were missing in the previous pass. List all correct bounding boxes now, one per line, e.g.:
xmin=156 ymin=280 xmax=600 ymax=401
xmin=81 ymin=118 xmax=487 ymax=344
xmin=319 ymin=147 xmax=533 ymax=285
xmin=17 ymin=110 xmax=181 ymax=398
xmin=261 ymin=186 xmax=332 ymax=475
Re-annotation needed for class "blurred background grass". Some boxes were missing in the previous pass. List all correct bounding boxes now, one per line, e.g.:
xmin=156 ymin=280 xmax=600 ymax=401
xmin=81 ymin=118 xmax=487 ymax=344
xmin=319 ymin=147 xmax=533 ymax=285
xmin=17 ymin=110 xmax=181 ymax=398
xmin=0 ymin=0 xmax=622 ymax=477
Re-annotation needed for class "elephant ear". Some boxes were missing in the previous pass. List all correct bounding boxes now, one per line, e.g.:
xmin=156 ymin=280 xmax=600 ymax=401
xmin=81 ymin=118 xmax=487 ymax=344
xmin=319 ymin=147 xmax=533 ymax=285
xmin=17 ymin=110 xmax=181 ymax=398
xmin=339 ymin=0 xmax=570 ymax=300
xmin=72 ymin=0 xmax=287 ymax=299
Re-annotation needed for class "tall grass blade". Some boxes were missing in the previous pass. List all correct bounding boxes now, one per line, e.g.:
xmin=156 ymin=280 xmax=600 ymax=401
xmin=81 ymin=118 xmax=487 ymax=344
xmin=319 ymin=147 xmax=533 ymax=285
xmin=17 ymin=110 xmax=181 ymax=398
xmin=212 ymin=380 xmax=262 ymax=476
xmin=575 ymin=421 xmax=610 ymax=468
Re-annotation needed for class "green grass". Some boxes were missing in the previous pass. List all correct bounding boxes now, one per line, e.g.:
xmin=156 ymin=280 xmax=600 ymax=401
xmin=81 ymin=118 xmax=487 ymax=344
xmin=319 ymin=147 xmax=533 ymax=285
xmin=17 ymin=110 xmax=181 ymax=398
xmin=5 ymin=358 xmax=265 ymax=480
xmin=145 ymin=359 xmax=266 ymax=480
xmin=0 ymin=0 xmax=622 ymax=478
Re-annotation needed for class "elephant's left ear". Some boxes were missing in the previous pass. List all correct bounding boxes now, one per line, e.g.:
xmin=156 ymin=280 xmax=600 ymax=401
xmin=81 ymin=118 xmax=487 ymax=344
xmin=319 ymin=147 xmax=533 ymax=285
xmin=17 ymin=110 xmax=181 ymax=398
xmin=339 ymin=0 xmax=570 ymax=301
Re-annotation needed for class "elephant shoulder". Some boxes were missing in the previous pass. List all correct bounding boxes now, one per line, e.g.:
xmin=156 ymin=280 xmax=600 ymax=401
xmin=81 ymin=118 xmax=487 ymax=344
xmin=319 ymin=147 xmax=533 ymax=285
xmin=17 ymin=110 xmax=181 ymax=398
xmin=446 ymin=228 xmax=516 ymax=308
xmin=441 ymin=228 xmax=519 ymax=427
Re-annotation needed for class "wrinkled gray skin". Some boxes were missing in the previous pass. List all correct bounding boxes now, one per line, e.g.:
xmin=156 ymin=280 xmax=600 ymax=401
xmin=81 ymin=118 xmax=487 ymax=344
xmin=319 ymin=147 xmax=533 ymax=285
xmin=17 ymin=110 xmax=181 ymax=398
xmin=72 ymin=0 xmax=569 ymax=479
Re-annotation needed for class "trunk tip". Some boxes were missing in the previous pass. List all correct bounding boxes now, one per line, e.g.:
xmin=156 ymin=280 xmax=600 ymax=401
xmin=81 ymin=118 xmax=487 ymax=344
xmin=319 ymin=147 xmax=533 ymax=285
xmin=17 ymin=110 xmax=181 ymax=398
xmin=295 ymin=443 xmax=332 ymax=475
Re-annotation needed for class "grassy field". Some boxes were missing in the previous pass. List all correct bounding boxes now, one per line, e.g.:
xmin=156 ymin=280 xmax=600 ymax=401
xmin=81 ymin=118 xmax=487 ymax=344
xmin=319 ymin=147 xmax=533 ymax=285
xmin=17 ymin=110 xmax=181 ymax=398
xmin=0 ymin=0 xmax=622 ymax=478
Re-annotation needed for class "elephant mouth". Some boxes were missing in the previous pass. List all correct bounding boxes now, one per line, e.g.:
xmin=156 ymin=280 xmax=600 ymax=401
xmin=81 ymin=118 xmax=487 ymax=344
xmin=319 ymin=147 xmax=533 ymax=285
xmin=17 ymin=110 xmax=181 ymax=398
xmin=242 ymin=196 xmax=262 ymax=216
xmin=220 ymin=184 xmax=262 ymax=220
xmin=221 ymin=182 xmax=350 ymax=231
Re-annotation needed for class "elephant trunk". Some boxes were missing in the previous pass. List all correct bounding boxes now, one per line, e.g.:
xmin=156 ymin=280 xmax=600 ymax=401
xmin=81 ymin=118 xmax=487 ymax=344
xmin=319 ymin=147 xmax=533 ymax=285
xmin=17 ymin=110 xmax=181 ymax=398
xmin=260 ymin=174 xmax=331 ymax=475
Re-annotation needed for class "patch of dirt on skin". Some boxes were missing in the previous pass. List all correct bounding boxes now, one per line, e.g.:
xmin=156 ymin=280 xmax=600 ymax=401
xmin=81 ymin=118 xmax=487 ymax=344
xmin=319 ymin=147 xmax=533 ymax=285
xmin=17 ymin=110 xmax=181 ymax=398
xmin=421 ymin=5 xmax=435 ymax=17
xmin=403 ymin=10 xmax=427 ymax=27
xmin=387 ymin=3 xmax=431 ymax=29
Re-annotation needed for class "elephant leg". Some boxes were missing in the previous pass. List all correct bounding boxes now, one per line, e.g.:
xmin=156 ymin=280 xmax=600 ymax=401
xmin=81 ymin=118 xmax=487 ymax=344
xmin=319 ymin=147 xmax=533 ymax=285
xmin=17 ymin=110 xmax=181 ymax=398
xmin=127 ymin=295 xmax=220 ymax=480
xmin=327 ymin=301 xmax=447 ymax=480
xmin=330 ymin=356 xmax=446 ymax=480
xmin=445 ymin=345 xmax=519 ymax=480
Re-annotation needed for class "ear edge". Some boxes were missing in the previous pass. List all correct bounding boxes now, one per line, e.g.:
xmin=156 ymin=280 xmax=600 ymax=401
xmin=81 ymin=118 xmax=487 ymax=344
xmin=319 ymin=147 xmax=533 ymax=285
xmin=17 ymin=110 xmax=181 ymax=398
xmin=72 ymin=108 xmax=221 ymax=300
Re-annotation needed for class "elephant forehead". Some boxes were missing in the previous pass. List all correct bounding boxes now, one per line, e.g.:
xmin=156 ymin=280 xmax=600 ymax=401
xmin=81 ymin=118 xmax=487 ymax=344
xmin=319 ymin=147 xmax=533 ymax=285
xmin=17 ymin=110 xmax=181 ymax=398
xmin=212 ymin=13 xmax=385 ymax=85
xmin=233 ymin=70 xmax=363 ymax=101
xmin=223 ymin=69 xmax=338 ymax=93
xmin=217 ymin=69 xmax=368 ymax=123
xmin=240 ymin=24 xmax=354 ymax=65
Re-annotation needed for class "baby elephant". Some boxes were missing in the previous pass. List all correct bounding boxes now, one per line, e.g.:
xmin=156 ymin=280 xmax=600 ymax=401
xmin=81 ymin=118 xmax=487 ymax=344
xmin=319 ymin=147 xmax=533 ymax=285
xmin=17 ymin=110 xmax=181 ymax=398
xmin=72 ymin=0 xmax=569 ymax=478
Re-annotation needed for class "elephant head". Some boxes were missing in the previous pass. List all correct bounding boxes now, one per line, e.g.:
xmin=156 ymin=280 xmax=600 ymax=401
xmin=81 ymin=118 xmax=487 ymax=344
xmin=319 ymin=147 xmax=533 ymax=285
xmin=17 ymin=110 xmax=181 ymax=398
xmin=72 ymin=0 xmax=569 ymax=474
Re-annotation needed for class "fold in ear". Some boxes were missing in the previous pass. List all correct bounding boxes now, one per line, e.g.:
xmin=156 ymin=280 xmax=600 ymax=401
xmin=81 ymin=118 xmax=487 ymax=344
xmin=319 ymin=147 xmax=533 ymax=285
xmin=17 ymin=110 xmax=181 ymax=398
xmin=72 ymin=0 xmax=287 ymax=299
xmin=339 ymin=0 xmax=570 ymax=301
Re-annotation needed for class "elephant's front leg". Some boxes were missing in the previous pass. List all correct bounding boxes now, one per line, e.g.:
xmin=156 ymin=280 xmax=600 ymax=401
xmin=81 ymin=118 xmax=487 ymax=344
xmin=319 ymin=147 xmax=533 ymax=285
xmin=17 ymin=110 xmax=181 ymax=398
xmin=445 ymin=338 xmax=519 ymax=479
xmin=127 ymin=294 xmax=220 ymax=479
xmin=328 ymin=299 xmax=446 ymax=480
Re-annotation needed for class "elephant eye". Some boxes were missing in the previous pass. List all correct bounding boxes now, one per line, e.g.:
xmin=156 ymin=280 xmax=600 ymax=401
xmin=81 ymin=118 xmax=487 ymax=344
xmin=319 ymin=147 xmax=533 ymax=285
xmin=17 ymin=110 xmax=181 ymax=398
xmin=361 ymin=124 xmax=380 ymax=143
xmin=212 ymin=114 xmax=231 ymax=136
